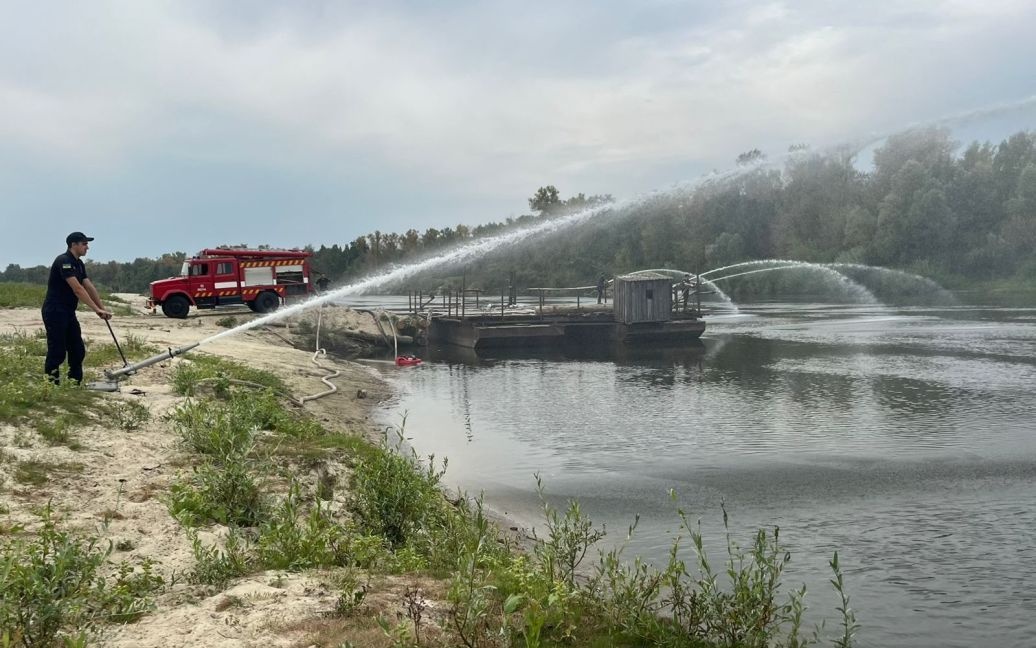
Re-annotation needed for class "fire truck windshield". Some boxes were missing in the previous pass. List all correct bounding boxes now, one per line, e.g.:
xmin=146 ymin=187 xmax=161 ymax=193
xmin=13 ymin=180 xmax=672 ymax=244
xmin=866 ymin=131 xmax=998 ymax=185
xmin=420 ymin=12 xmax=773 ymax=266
xmin=180 ymin=262 xmax=189 ymax=277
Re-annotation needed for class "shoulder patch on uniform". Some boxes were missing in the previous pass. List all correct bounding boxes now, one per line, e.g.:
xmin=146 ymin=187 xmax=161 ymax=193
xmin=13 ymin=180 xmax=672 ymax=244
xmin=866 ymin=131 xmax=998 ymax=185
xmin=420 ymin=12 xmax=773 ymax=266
xmin=61 ymin=264 xmax=73 ymax=269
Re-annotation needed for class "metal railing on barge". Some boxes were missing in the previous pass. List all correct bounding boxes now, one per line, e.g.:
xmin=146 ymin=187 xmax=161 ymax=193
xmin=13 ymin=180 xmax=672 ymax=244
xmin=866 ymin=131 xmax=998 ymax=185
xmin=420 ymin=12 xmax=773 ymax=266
xmin=403 ymin=270 xmax=705 ymax=325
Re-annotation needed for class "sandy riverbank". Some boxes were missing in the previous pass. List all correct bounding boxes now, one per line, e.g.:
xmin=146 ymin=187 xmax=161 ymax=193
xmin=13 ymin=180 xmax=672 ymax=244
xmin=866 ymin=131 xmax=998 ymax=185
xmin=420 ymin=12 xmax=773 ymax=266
xmin=0 ymin=296 xmax=412 ymax=646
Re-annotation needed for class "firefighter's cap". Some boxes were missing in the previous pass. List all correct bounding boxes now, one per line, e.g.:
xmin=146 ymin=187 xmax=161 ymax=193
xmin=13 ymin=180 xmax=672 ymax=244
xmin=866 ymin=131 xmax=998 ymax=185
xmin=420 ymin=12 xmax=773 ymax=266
xmin=66 ymin=232 xmax=95 ymax=246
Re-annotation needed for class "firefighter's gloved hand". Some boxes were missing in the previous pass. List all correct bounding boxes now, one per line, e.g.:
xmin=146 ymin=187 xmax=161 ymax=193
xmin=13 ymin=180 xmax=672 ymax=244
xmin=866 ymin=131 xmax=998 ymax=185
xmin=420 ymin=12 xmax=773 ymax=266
xmin=96 ymin=309 xmax=113 ymax=320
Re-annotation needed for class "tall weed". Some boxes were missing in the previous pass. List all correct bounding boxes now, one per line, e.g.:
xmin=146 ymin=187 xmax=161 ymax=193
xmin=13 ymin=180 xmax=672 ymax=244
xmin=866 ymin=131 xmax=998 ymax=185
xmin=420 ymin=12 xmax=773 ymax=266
xmin=105 ymin=399 xmax=151 ymax=431
xmin=87 ymin=333 xmax=157 ymax=367
xmin=586 ymin=496 xmax=850 ymax=648
xmin=446 ymin=498 xmax=504 ymax=648
xmin=531 ymin=473 xmax=605 ymax=588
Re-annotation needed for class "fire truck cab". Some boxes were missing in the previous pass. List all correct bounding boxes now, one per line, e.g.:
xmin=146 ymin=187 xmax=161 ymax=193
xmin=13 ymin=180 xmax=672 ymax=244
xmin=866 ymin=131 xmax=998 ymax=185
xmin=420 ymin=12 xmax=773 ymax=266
xmin=147 ymin=248 xmax=314 ymax=319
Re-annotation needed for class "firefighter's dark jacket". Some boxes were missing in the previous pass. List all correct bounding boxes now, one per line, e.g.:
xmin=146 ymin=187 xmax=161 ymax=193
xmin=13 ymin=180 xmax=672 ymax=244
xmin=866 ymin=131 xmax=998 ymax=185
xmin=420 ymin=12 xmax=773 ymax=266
xmin=43 ymin=251 xmax=88 ymax=312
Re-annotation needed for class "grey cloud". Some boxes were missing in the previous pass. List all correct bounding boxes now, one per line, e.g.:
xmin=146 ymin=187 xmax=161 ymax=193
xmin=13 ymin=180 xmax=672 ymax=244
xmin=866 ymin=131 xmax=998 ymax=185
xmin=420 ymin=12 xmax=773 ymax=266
xmin=1 ymin=0 xmax=1035 ymax=266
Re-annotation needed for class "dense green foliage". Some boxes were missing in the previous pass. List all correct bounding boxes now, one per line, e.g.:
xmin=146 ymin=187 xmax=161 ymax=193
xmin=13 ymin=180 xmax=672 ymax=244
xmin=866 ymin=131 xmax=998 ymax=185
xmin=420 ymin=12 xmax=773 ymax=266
xmin=435 ymin=129 xmax=1036 ymax=293
xmin=2 ymin=129 xmax=1033 ymax=295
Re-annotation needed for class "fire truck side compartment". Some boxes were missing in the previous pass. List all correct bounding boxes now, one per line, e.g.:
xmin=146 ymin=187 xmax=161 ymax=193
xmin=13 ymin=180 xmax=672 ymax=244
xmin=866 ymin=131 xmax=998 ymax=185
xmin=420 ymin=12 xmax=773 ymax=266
xmin=276 ymin=264 xmax=308 ymax=295
xmin=244 ymin=266 xmax=275 ymax=286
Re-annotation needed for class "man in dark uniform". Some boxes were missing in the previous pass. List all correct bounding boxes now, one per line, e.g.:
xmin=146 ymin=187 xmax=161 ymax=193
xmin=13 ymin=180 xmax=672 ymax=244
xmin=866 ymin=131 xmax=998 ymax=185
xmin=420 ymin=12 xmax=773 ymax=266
xmin=681 ymin=274 xmax=692 ymax=312
xmin=42 ymin=232 xmax=112 ymax=384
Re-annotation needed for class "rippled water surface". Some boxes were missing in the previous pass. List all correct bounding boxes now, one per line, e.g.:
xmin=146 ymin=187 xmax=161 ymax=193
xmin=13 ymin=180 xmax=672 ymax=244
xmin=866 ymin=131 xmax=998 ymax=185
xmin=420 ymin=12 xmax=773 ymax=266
xmin=374 ymin=301 xmax=1036 ymax=648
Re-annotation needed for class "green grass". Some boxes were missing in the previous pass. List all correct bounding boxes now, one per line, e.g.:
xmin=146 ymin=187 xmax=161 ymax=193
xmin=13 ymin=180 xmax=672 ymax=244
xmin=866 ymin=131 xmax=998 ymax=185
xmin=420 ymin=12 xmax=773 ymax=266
xmin=259 ymin=425 xmax=383 ymax=467
xmin=13 ymin=459 xmax=84 ymax=486
xmin=164 ymin=363 xmax=451 ymax=581
xmin=0 ymin=331 xmax=156 ymax=444
xmin=0 ymin=282 xmax=46 ymax=308
xmin=87 ymin=333 xmax=158 ymax=367
xmin=34 ymin=415 xmax=83 ymax=450
xmin=171 ymin=353 xmax=288 ymax=396
xmin=0 ymin=281 xmax=136 ymax=314
xmin=0 ymin=332 xmax=70 ymax=423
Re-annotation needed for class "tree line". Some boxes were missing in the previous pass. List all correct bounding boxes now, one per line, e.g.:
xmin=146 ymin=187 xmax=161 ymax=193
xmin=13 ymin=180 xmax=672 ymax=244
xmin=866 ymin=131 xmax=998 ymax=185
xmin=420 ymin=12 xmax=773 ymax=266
xmin=3 ymin=128 xmax=1034 ymax=294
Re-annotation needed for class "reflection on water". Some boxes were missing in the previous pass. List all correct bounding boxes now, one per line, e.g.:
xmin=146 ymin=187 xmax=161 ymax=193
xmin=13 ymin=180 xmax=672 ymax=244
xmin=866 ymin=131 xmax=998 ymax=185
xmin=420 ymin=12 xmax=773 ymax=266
xmin=375 ymin=302 xmax=1036 ymax=648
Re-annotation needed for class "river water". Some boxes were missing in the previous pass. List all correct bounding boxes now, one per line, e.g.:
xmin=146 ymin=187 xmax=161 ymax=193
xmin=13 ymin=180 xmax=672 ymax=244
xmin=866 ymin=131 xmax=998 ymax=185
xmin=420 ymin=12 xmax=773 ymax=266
xmin=372 ymin=299 xmax=1036 ymax=648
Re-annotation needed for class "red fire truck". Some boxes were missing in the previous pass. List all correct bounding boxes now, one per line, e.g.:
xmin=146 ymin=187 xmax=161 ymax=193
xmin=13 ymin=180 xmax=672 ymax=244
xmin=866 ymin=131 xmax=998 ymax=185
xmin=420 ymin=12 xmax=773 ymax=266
xmin=147 ymin=248 xmax=315 ymax=319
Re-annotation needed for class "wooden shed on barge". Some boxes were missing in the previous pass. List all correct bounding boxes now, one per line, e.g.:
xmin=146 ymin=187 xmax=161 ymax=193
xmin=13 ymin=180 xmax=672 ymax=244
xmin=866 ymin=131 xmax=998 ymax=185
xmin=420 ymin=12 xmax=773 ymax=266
xmin=613 ymin=273 xmax=673 ymax=324
xmin=424 ymin=271 xmax=704 ymax=350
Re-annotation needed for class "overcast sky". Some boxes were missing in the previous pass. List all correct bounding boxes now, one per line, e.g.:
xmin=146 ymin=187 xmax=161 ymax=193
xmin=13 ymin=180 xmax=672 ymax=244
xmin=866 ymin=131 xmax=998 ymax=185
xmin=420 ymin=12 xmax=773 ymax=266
xmin=2 ymin=1 xmax=1034 ymax=267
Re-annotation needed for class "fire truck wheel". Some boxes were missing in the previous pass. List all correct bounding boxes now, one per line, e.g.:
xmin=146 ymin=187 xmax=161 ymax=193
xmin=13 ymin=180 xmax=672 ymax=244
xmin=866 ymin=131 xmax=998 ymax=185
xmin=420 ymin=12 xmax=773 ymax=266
xmin=255 ymin=291 xmax=280 ymax=313
xmin=161 ymin=295 xmax=190 ymax=319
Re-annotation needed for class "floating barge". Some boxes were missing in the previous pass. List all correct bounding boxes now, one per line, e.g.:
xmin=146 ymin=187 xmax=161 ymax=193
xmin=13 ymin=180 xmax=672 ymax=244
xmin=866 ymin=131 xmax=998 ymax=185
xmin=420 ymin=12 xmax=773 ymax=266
xmin=421 ymin=273 xmax=705 ymax=350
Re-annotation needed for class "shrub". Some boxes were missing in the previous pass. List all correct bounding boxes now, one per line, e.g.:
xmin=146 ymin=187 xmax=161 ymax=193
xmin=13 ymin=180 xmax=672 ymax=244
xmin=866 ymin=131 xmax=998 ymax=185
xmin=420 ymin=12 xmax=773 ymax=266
xmin=348 ymin=426 xmax=450 ymax=552
xmin=186 ymin=528 xmax=254 ymax=587
xmin=446 ymin=497 xmax=510 ymax=648
xmin=243 ymin=390 xmax=322 ymax=439
xmin=0 ymin=509 xmax=161 ymax=646
xmin=585 ymin=499 xmax=854 ymax=648
xmin=531 ymin=474 xmax=605 ymax=589
xmin=167 ymin=398 xmax=257 ymax=457
xmin=167 ymin=455 xmax=265 ymax=527
xmin=167 ymin=391 xmax=320 ymax=458
xmin=257 ymin=481 xmax=345 ymax=571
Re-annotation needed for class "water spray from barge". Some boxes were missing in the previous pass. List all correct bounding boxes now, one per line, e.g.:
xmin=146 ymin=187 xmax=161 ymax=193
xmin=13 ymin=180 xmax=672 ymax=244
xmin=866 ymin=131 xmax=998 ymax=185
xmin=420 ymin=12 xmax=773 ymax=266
xmin=95 ymin=96 xmax=1030 ymax=387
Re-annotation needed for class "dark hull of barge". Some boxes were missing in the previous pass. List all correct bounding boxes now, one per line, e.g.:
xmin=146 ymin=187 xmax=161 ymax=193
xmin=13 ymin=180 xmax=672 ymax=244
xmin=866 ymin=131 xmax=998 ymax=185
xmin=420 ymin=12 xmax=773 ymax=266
xmin=428 ymin=313 xmax=706 ymax=350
